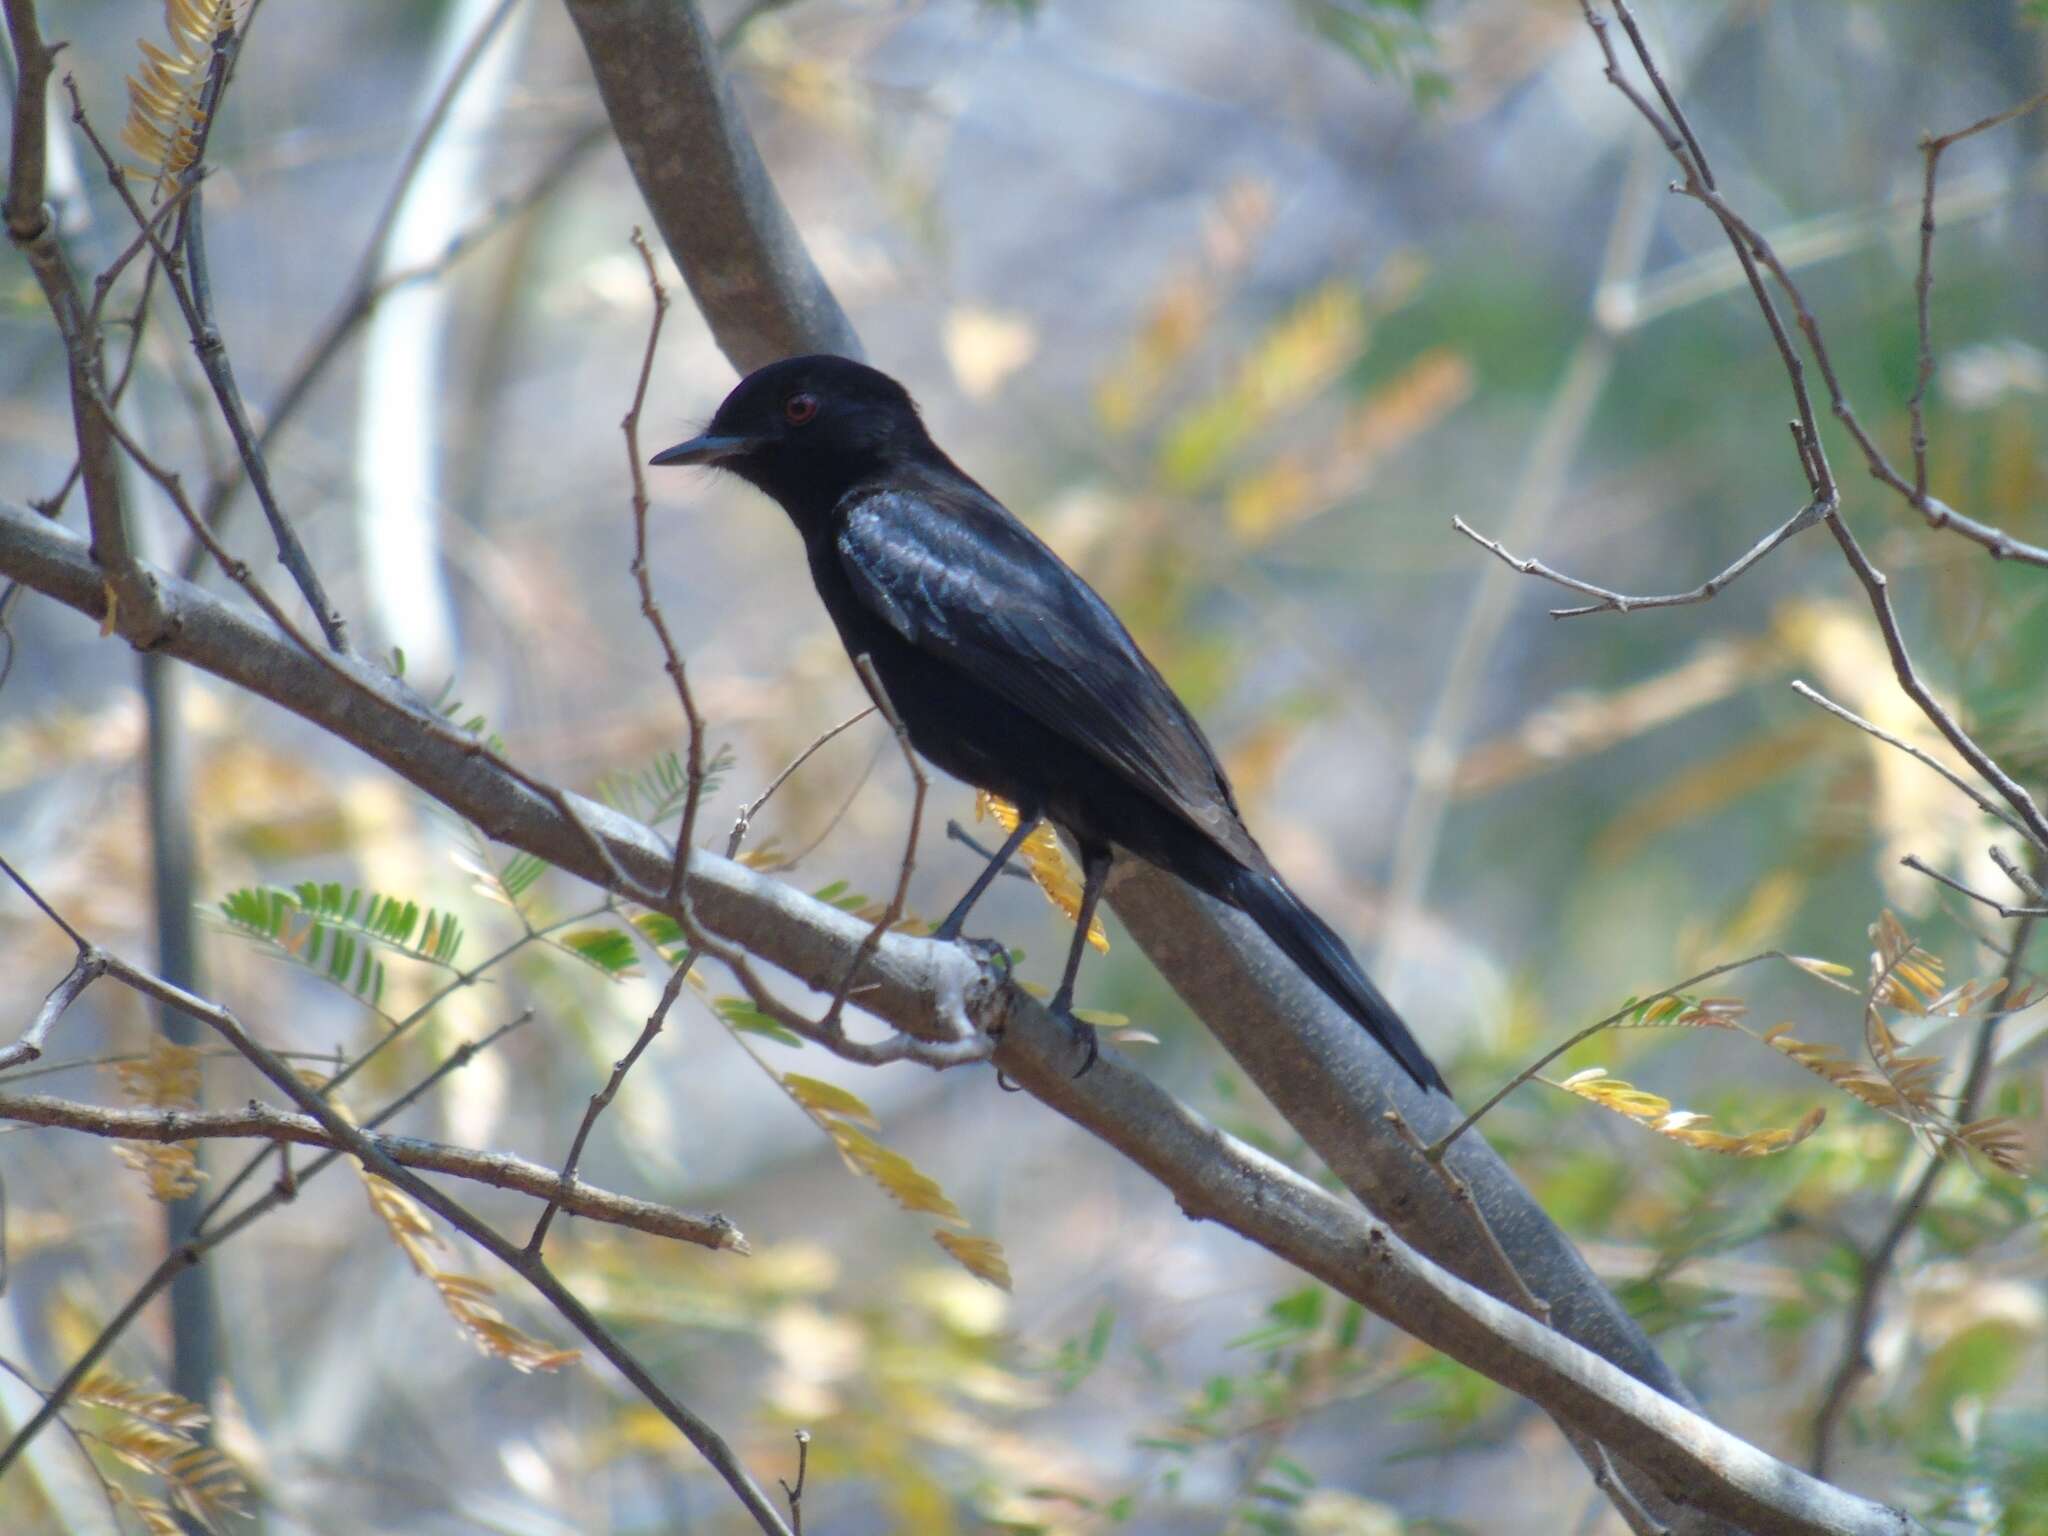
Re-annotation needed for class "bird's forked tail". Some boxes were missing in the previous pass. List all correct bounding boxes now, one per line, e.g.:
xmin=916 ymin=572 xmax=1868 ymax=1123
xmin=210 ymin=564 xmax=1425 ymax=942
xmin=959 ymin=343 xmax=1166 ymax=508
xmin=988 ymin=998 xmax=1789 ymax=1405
xmin=1228 ymin=867 xmax=1446 ymax=1095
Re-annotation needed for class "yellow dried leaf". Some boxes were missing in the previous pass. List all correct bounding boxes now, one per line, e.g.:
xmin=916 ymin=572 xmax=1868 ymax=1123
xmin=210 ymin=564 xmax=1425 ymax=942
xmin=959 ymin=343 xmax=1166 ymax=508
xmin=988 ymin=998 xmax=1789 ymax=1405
xmin=113 ymin=1035 xmax=203 ymax=1109
xmin=1550 ymin=1071 xmax=1824 ymax=1157
xmin=1657 ymin=1104 xmax=1827 ymax=1158
xmin=1763 ymin=1025 xmax=1916 ymax=1115
xmin=1955 ymin=1117 xmax=2028 ymax=1176
xmin=100 ymin=1420 xmax=199 ymax=1481
xmin=358 ymin=1170 xmax=577 ymax=1373
xmin=1552 ymin=1069 xmax=1672 ymax=1119
xmin=782 ymin=1073 xmax=879 ymax=1130
xmin=934 ymin=1229 xmax=1013 ymax=1292
xmin=825 ymin=1122 xmax=963 ymax=1224
xmin=76 ymin=1370 xmax=209 ymax=1431
xmin=978 ymin=792 xmax=1108 ymax=953
xmin=109 ymin=1489 xmax=182 ymax=1536
xmin=115 ymin=1143 xmax=205 ymax=1202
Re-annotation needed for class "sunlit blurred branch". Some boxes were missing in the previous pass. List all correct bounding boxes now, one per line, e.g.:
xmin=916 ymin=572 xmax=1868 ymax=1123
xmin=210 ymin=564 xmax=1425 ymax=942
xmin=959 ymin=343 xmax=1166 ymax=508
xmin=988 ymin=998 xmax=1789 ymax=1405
xmin=1378 ymin=134 xmax=1664 ymax=967
xmin=353 ymin=0 xmax=533 ymax=675
xmin=1789 ymin=679 xmax=2031 ymax=843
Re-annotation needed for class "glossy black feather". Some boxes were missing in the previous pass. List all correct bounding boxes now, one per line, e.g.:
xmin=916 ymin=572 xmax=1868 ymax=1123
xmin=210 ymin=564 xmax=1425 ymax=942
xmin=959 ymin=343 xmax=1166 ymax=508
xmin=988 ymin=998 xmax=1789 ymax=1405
xmin=655 ymin=354 xmax=1446 ymax=1095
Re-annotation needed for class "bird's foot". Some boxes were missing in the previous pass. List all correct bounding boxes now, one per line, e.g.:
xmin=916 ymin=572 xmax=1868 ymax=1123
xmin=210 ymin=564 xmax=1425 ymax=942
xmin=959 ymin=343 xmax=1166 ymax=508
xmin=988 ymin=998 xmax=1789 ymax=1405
xmin=1049 ymin=990 xmax=1100 ymax=1079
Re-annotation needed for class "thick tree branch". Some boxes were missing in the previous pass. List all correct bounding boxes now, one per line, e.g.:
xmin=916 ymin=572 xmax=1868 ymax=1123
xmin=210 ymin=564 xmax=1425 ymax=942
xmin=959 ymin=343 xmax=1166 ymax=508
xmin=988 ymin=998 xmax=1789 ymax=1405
xmin=0 ymin=500 xmax=1926 ymax=1534
xmin=561 ymin=0 xmax=862 ymax=372
xmin=0 ymin=1092 xmax=748 ymax=1250
xmin=573 ymin=18 xmax=1714 ymax=1512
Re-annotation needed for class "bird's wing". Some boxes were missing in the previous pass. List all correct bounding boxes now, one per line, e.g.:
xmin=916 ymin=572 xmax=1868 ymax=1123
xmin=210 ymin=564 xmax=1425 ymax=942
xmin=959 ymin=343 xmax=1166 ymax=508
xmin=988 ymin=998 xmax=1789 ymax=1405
xmin=836 ymin=484 xmax=1244 ymax=837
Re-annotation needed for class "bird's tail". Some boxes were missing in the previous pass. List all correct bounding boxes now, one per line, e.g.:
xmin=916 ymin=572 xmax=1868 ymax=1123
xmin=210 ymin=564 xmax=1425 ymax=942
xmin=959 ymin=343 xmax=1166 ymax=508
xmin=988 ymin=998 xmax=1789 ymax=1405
xmin=1228 ymin=866 xmax=1446 ymax=1095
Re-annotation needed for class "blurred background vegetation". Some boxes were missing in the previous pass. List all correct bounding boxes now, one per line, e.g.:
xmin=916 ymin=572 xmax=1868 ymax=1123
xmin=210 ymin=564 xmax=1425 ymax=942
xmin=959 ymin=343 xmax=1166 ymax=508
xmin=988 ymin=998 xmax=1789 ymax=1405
xmin=2 ymin=0 xmax=2045 ymax=1530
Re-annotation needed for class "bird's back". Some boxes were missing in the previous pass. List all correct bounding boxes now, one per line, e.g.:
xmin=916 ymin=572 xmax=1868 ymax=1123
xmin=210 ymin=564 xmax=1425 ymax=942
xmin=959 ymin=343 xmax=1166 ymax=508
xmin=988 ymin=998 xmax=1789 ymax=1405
xmin=818 ymin=460 xmax=1266 ymax=882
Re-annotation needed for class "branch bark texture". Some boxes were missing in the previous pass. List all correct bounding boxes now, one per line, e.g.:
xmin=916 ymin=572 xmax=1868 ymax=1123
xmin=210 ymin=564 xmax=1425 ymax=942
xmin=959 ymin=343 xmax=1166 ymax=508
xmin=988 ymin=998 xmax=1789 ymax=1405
xmin=0 ymin=501 xmax=1924 ymax=1535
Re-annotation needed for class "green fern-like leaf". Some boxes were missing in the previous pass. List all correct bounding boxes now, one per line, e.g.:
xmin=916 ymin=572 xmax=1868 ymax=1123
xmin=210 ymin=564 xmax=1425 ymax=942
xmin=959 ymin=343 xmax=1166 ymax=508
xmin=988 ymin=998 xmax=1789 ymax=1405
xmin=216 ymin=882 xmax=464 ymax=1003
xmin=455 ymin=827 xmax=550 ymax=918
xmin=559 ymin=926 xmax=639 ymax=978
xmin=714 ymin=995 xmax=803 ymax=1047
xmin=595 ymin=746 xmax=735 ymax=827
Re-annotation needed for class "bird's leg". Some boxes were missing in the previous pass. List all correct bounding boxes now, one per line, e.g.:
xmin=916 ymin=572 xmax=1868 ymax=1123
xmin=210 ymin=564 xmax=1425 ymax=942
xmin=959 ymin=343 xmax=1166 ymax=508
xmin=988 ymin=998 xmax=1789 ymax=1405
xmin=1048 ymin=847 xmax=1113 ymax=1077
xmin=932 ymin=813 xmax=1040 ymax=941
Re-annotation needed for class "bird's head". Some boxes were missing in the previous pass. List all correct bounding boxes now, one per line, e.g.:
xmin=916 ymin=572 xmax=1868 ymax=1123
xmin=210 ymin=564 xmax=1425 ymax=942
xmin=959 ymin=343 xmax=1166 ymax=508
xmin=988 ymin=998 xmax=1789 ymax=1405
xmin=651 ymin=354 xmax=930 ymax=520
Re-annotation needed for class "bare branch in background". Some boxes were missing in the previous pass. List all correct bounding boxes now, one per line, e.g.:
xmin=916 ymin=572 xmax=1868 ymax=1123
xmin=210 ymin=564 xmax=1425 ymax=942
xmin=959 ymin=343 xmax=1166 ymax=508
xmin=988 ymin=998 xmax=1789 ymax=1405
xmin=1899 ymin=856 xmax=2047 ymax=922
xmin=0 ymin=1092 xmax=747 ymax=1250
xmin=1474 ymin=3 xmax=2048 ymax=863
xmin=1452 ymin=497 xmax=1824 ymax=618
xmin=60 ymin=70 xmax=349 ymax=650
xmin=0 ymin=865 xmax=797 ymax=1536
xmin=3 ymin=2 xmax=171 ymax=646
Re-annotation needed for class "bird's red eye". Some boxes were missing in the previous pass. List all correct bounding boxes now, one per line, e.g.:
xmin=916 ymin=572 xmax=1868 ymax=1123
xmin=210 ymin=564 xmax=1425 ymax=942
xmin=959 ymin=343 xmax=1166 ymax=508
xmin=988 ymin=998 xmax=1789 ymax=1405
xmin=784 ymin=392 xmax=819 ymax=425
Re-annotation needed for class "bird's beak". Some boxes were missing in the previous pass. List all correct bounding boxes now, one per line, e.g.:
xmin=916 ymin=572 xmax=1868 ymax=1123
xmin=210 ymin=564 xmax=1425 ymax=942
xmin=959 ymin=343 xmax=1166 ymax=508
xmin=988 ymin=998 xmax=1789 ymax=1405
xmin=649 ymin=433 xmax=756 ymax=467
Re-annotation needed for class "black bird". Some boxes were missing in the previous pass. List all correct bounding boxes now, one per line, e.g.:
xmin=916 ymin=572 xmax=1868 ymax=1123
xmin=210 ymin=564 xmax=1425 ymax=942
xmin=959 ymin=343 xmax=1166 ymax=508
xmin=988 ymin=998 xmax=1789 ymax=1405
xmin=653 ymin=355 xmax=1445 ymax=1094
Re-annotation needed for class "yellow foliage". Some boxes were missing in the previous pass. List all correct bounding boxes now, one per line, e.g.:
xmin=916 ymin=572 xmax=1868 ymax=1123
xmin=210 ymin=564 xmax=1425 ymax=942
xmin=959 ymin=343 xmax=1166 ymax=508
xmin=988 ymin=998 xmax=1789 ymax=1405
xmin=933 ymin=1231 xmax=1013 ymax=1293
xmin=114 ymin=1143 xmax=205 ymax=1202
xmin=75 ymin=1370 xmax=209 ymax=1431
xmin=123 ymin=0 xmax=237 ymax=190
xmin=977 ymin=792 xmax=1108 ymax=952
xmin=783 ymin=1072 xmax=880 ymax=1130
xmin=1550 ymin=1068 xmax=1825 ymax=1157
xmin=109 ymin=1035 xmax=207 ymax=1202
xmin=359 ymin=1172 xmax=580 ymax=1373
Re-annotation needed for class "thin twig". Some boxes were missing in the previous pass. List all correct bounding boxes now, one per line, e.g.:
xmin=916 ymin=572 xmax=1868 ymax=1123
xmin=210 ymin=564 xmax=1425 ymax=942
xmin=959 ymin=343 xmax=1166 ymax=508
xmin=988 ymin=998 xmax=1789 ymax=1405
xmin=778 ymin=1428 xmax=811 ymax=1536
xmin=1900 ymin=856 xmax=2047 ymax=921
xmin=726 ymin=706 xmax=876 ymax=858
xmin=1452 ymin=498 xmax=1823 ymax=619
xmin=1388 ymin=1110 xmax=1548 ymax=1322
xmin=1908 ymin=89 xmax=2048 ymax=551
xmin=62 ymin=69 xmax=349 ymax=650
xmin=1430 ymin=951 xmax=1793 ymax=1159
xmin=1789 ymin=680 xmax=2030 ymax=840
xmin=0 ymin=950 xmax=105 ymax=1075
xmin=1989 ymin=846 xmax=2046 ymax=904
xmin=526 ymin=948 xmax=700 ymax=1255
xmin=618 ymin=228 xmax=702 ymax=911
xmin=0 ymin=1091 xmax=744 ymax=1248
xmin=0 ymin=847 xmax=89 ymax=947
xmin=815 ymin=654 xmax=927 ymax=1041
